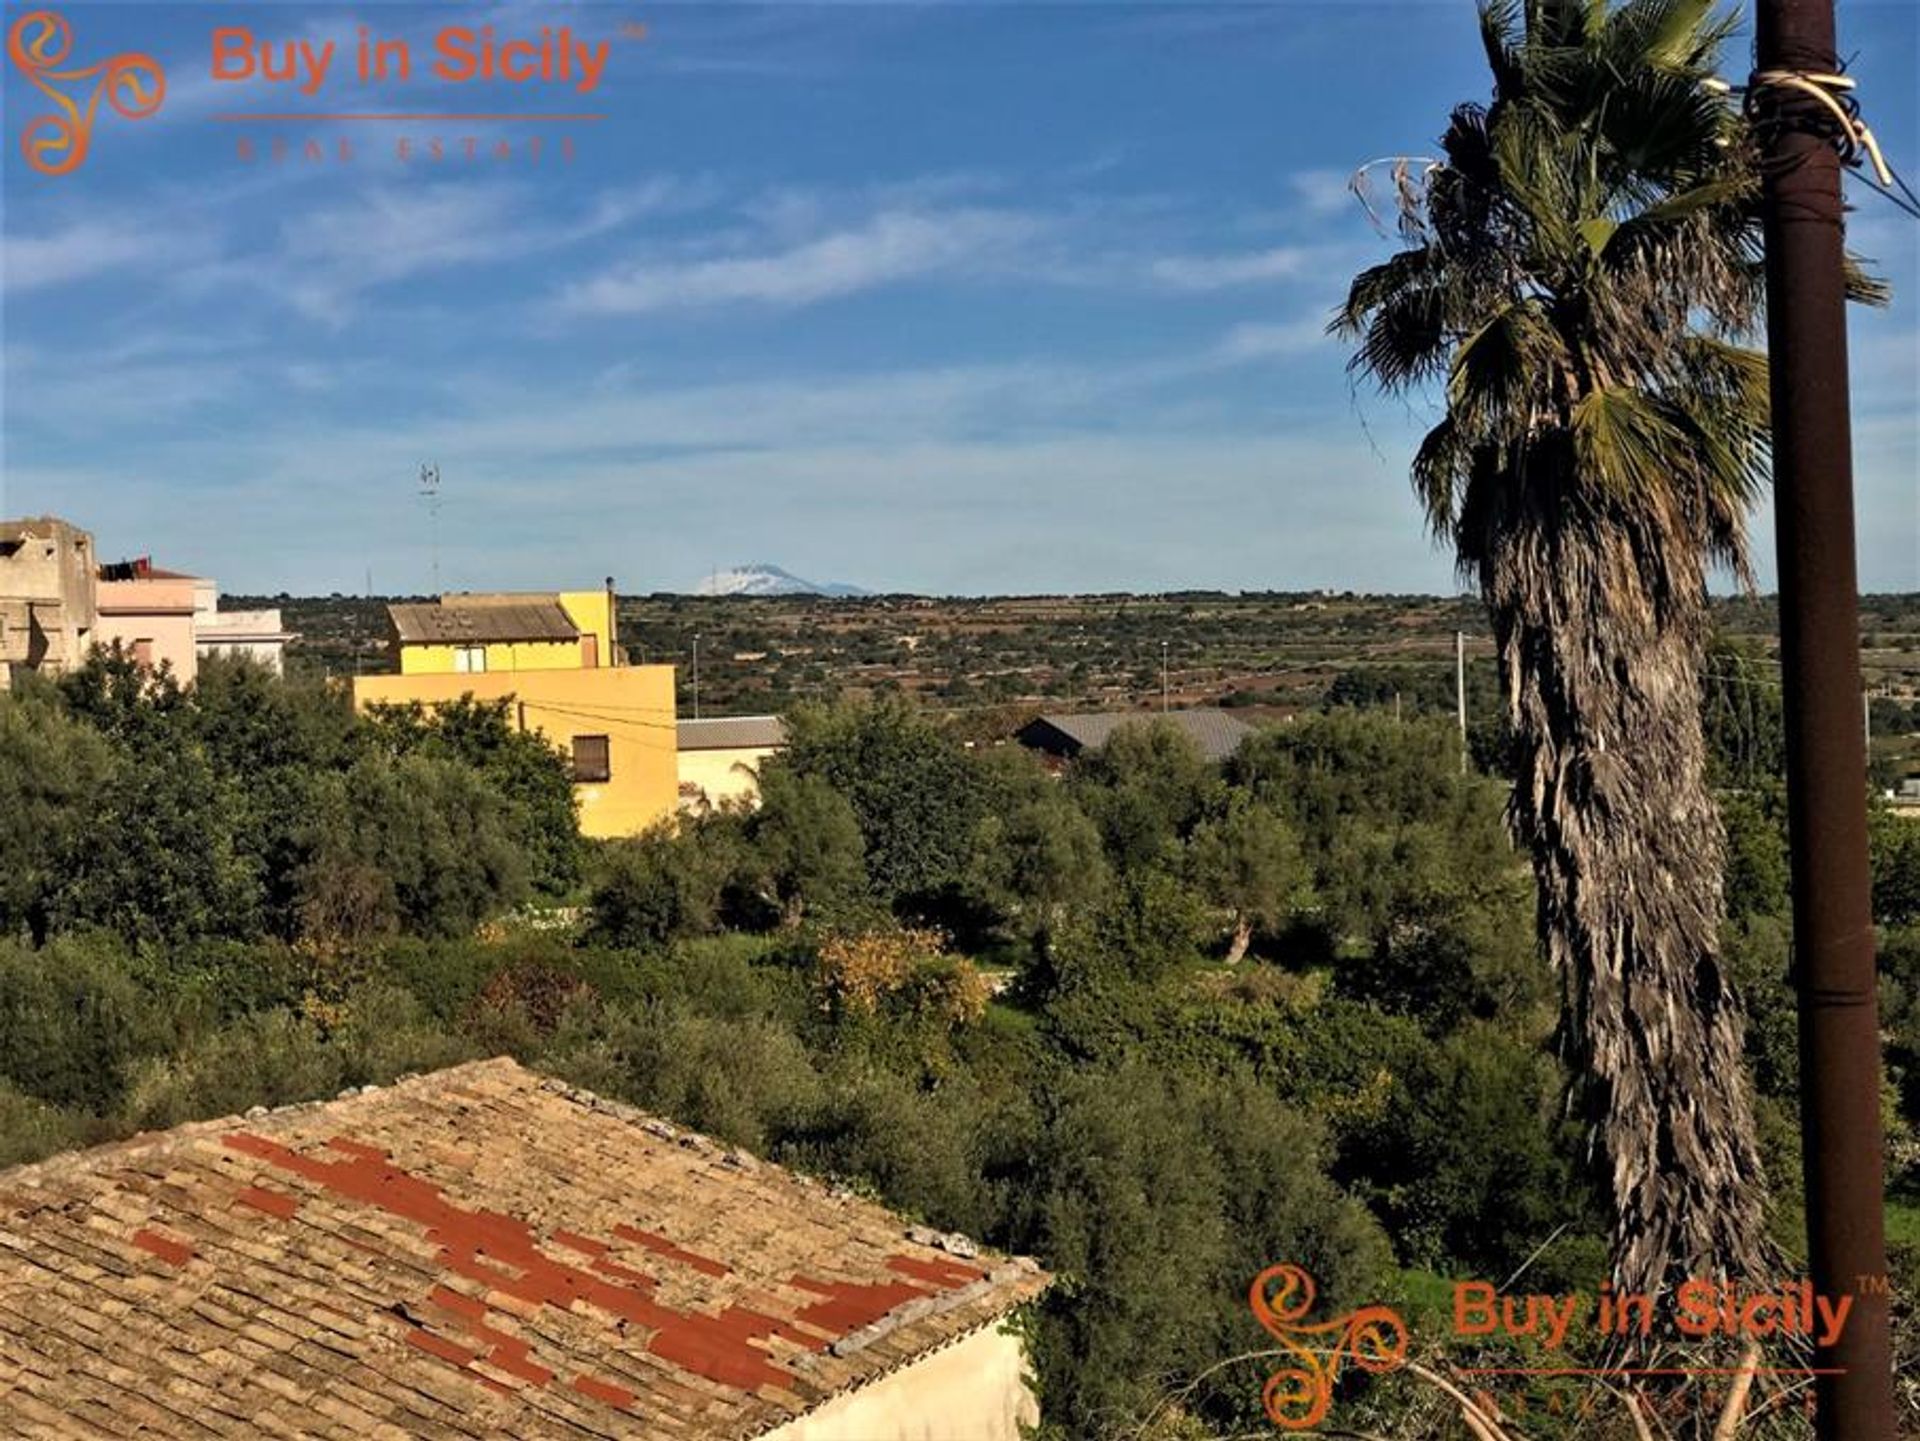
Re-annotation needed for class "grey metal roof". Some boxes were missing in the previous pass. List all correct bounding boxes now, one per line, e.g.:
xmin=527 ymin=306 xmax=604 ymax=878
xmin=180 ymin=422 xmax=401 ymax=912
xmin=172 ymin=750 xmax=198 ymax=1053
xmin=677 ymin=715 xmax=787 ymax=751
xmin=1020 ymin=708 xmax=1254 ymax=763
xmin=389 ymin=599 xmax=579 ymax=646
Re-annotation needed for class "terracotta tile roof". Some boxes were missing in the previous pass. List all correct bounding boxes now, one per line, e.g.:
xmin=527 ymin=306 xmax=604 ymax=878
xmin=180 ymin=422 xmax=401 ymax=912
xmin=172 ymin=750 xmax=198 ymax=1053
xmin=389 ymin=600 xmax=580 ymax=646
xmin=0 ymin=1058 xmax=1048 ymax=1438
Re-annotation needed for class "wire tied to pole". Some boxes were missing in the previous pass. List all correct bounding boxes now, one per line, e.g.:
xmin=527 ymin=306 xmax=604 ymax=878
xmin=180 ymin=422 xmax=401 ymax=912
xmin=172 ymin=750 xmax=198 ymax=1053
xmin=1744 ymin=68 xmax=1893 ymax=187
xmin=1733 ymin=66 xmax=1920 ymax=222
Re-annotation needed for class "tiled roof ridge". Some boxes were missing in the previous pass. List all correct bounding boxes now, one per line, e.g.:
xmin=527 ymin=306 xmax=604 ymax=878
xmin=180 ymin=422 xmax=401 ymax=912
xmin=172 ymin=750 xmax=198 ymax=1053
xmin=525 ymin=1071 xmax=1044 ymax=1288
xmin=0 ymin=1058 xmax=1042 ymax=1287
xmin=0 ymin=1055 xmax=521 ymax=1184
xmin=0 ymin=1055 xmax=1053 ymax=1437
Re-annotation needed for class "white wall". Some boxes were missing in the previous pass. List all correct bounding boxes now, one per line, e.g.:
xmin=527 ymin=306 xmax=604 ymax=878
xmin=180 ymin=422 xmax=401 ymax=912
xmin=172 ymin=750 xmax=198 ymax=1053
xmin=766 ymin=1325 xmax=1038 ymax=1441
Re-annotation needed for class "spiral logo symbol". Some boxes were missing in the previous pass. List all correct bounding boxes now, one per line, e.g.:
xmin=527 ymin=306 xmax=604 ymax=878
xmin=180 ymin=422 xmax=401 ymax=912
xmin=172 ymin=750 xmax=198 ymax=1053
xmin=1249 ymin=1264 xmax=1409 ymax=1431
xmin=7 ymin=10 xmax=165 ymax=176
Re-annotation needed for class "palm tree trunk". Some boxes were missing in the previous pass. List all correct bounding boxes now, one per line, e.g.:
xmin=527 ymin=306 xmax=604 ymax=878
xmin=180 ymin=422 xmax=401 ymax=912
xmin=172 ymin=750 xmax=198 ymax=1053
xmin=1486 ymin=518 xmax=1771 ymax=1295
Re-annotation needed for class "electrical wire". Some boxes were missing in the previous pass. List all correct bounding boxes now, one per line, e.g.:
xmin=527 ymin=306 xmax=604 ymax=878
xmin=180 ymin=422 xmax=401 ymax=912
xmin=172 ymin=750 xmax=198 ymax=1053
xmin=1743 ymin=67 xmax=1920 ymax=223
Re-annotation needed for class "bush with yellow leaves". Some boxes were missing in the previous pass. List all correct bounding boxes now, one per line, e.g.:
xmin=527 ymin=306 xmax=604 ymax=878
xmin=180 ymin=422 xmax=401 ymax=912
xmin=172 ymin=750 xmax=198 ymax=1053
xmin=812 ymin=928 xmax=989 ymax=1026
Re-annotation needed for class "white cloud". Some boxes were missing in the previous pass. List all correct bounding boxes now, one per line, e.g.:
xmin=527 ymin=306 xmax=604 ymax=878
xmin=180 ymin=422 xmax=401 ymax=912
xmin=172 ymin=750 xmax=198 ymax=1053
xmin=1147 ymin=246 xmax=1310 ymax=290
xmin=1289 ymin=169 xmax=1357 ymax=219
xmin=3 ymin=219 xmax=208 ymax=294
xmin=1210 ymin=316 xmax=1337 ymax=362
xmin=174 ymin=175 xmax=711 ymax=326
xmin=560 ymin=206 xmax=1045 ymax=315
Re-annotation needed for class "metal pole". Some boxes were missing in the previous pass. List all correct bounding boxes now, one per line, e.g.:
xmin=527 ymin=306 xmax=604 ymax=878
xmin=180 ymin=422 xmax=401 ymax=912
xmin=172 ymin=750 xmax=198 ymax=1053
xmin=692 ymin=632 xmax=701 ymax=721
xmin=1455 ymin=631 xmax=1467 ymax=772
xmin=1754 ymin=2 xmax=1894 ymax=1435
xmin=1161 ymin=641 xmax=1169 ymax=713
xmin=605 ymin=576 xmax=619 ymax=667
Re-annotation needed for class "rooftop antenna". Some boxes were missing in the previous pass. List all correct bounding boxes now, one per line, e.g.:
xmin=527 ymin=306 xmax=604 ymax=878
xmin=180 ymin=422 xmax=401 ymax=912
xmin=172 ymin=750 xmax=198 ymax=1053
xmin=359 ymin=564 xmax=372 ymax=677
xmin=418 ymin=462 xmax=442 ymax=594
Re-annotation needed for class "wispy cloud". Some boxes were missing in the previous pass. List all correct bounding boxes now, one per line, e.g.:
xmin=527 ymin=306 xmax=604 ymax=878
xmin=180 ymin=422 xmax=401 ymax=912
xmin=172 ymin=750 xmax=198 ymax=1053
xmin=560 ymin=182 xmax=1332 ymax=317
xmin=4 ymin=217 xmax=214 ymax=295
xmin=560 ymin=205 xmax=1046 ymax=315
xmin=1147 ymin=246 xmax=1312 ymax=290
xmin=176 ymin=174 xmax=715 ymax=325
xmin=1289 ymin=168 xmax=1357 ymax=218
xmin=1209 ymin=315 xmax=1337 ymax=362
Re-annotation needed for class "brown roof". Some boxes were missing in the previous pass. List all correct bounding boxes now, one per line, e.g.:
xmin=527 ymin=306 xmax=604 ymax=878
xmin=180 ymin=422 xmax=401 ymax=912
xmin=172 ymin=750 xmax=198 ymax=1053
xmin=389 ymin=600 xmax=580 ymax=646
xmin=0 ymin=1058 xmax=1047 ymax=1439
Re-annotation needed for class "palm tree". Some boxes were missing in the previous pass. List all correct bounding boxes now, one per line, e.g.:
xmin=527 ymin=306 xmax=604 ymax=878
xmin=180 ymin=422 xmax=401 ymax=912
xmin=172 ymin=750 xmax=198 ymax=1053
xmin=1335 ymin=0 xmax=1876 ymax=1293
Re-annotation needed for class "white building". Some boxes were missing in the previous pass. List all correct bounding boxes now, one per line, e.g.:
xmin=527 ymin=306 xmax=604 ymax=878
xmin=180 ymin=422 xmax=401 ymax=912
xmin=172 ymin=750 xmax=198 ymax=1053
xmin=192 ymin=577 xmax=296 ymax=675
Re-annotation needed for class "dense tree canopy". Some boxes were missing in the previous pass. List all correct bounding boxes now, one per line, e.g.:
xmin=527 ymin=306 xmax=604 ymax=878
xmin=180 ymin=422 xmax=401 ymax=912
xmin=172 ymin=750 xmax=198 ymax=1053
xmin=4 ymin=638 xmax=1919 ymax=1436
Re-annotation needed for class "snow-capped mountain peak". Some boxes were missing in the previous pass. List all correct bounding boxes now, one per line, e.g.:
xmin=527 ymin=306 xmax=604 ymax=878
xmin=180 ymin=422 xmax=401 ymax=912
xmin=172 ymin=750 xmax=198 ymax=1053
xmin=692 ymin=564 xmax=867 ymax=598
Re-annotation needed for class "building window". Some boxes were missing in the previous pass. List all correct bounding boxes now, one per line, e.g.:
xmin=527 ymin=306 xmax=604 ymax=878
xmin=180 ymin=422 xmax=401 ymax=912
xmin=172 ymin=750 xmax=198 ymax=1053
xmin=454 ymin=644 xmax=487 ymax=674
xmin=572 ymin=735 xmax=611 ymax=783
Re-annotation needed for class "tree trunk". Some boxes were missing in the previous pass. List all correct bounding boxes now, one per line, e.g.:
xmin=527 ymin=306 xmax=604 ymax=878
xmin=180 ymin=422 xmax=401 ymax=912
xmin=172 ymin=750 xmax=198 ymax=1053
xmin=1485 ymin=513 xmax=1771 ymax=1295
xmin=1225 ymin=914 xmax=1254 ymax=964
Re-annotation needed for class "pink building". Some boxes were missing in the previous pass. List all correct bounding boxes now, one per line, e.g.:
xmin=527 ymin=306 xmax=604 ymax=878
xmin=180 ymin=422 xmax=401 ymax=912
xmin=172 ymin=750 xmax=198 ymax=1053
xmin=93 ymin=562 xmax=201 ymax=684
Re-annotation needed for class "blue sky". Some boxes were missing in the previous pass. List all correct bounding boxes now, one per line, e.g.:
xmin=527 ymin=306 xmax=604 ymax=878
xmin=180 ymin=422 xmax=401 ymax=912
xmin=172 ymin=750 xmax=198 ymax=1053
xmin=3 ymin=1 xmax=1915 ymax=596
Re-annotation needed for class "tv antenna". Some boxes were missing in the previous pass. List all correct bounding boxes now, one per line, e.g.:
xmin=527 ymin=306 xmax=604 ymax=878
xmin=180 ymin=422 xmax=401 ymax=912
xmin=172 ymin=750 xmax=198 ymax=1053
xmin=418 ymin=462 xmax=442 ymax=593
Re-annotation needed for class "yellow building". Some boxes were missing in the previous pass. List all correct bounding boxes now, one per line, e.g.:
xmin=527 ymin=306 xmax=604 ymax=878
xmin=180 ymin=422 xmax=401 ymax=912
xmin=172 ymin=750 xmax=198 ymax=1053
xmin=353 ymin=590 xmax=676 ymax=839
xmin=389 ymin=589 xmax=618 ymax=676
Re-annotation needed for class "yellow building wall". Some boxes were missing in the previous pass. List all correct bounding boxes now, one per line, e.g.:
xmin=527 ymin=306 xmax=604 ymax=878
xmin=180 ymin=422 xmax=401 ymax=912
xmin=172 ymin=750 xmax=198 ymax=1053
xmin=395 ymin=592 xmax=612 ymax=675
xmin=398 ymin=638 xmax=590 ymax=676
xmin=557 ymin=589 xmax=616 ymax=663
xmin=352 ymin=665 xmax=677 ymax=838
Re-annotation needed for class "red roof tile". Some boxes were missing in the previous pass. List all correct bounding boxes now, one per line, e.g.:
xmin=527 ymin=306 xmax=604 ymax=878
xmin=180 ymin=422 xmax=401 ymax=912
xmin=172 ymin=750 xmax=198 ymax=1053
xmin=0 ymin=1058 xmax=1047 ymax=1438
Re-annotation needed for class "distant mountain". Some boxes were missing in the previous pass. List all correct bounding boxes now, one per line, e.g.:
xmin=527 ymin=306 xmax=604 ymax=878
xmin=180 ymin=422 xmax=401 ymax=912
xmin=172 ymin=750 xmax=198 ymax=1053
xmin=692 ymin=564 xmax=868 ymax=598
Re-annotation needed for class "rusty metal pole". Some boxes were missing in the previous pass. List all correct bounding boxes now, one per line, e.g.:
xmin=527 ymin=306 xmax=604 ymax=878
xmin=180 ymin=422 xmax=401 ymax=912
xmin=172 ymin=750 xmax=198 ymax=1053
xmin=1753 ymin=1 xmax=1895 ymax=1436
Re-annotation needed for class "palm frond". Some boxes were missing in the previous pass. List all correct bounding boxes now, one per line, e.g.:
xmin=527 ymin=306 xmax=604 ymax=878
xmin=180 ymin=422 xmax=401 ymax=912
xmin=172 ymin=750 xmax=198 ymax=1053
xmin=1604 ymin=0 xmax=1720 ymax=71
xmin=1337 ymin=248 xmax=1471 ymax=391
xmin=1570 ymin=385 xmax=1690 ymax=500
xmin=1410 ymin=417 xmax=1471 ymax=538
xmin=1448 ymin=299 xmax=1566 ymax=435
xmin=1478 ymin=0 xmax=1527 ymax=97
xmin=1844 ymin=250 xmax=1893 ymax=307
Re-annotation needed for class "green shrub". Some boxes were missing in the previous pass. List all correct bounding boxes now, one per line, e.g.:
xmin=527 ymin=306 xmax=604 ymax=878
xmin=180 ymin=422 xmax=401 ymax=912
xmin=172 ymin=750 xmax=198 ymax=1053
xmin=0 ymin=689 xmax=116 ymax=945
xmin=1048 ymin=868 xmax=1205 ymax=994
xmin=361 ymin=696 xmax=582 ymax=900
xmin=775 ymin=1067 xmax=999 ymax=1234
xmin=123 ymin=986 xmax=478 ymax=1131
xmin=780 ymin=697 xmax=986 ymax=903
xmin=297 ymin=752 xmax=528 ymax=940
xmin=585 ymin=819 xmax=740 ymax=948
xmin=540 ymin=1002 xmax=824 ymax=1153
xmin=1022 ymin=1061 xmax=1389 ymax=1438
xmin=0 ymin=936 xmax=164 ymax=1111
xmin=0 ymin=1081 xmax=93 ymax=1169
